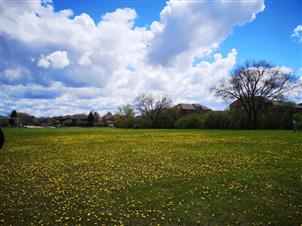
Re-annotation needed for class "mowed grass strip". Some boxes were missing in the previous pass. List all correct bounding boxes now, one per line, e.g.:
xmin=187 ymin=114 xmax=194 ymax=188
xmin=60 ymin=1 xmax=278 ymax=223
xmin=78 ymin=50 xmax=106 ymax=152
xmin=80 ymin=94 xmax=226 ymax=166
xmin=0 ymin=128 xmax=301 ymax=225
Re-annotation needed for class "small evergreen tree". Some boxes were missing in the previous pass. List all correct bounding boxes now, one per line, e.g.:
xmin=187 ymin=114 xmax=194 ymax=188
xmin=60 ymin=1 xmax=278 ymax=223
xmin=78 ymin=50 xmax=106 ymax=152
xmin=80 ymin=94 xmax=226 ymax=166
xmin=9 ymin=110 xmax=17 ymax=127
xmin=87 ymin=111 xmax=95 ymax=127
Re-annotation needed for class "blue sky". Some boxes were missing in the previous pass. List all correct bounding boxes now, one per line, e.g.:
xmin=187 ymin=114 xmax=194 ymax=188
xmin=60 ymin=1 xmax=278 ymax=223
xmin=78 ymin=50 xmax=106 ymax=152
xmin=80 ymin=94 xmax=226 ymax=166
xmin=1 ymin=0 xmax=302 ymax=116
xmin=53 ymin=1 xmax=167 ymax=27
xmin=220 ymin=0 xmax=302 ymax=72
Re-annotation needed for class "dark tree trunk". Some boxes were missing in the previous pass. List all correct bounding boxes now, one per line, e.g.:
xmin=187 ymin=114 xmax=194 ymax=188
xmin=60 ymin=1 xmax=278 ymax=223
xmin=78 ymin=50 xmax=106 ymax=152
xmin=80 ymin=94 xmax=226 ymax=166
xmin=251 ymin=112 xmax=258 ymax=129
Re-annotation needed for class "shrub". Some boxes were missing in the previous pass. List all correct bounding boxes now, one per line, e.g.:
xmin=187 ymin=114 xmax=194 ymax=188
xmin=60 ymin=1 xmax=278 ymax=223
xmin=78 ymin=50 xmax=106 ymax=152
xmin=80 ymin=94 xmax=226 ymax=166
xmin=200 ymin=111 xmax=231 ymax=129
xmin=137 ymin=116 xmax=153 ymax=129
xmin=228 ymin=109 xmax=251 ymax=129
xmin=115 ymin=115 xmax=134 ymax=128
xmin=175 ymin=114 xmax=203 ymax=129
xmin=258 ymin=106 xmax=293 ymax=129
xmin=293 ymin=112 xmax=302 ymax=130
xmin=156 ymin=112 xmax=175 ymax=128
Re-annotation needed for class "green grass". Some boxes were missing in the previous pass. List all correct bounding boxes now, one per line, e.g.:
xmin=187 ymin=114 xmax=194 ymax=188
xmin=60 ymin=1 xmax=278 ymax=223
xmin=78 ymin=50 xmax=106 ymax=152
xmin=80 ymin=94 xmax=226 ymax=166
xmin=0 ymin=128 xmax=301 ymax=225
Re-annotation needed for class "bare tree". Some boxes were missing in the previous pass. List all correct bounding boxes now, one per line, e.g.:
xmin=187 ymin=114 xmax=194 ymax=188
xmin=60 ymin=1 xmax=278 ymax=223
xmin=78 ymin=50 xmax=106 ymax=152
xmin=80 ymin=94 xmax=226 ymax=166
xmin=134 ymin=94 xmax=171 ymax=128
xmin=212 ymin=60 xmax=297 ymax=128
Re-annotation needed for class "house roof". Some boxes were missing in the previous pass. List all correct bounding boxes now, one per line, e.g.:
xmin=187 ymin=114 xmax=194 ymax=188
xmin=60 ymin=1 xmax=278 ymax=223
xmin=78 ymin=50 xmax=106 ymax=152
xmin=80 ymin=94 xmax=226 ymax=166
xmin=230 ymin=97 xmax=270 ymax=108
xmin=230 ymin=98 xmax=302 ymax=109
xmin=192 ymin=104 xmax=211 ymax=111
xmin=273 ymin=101 xmax=302 ymax=109
xmin=72 ymin=114 xmax=88 ymax=119
xmin=56 ymin=114 xmax=87 ymax=120
xmin=177 ymin=103 xmax=195 ymax=110
xmin=103 ymin=112 xmax=114 ymax=120
xmin=61 ymin=118 xmax=73 ymax=123
xmin=175 ymin=103 xmax=211 ymax=111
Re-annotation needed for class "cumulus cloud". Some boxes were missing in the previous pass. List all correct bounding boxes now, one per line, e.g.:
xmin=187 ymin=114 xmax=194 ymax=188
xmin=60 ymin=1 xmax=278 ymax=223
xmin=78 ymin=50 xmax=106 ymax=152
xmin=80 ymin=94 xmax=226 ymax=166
xmin=286 ymin=76 xmax=302 ymax=104
xmin=147 ymin=0 xmax=265 ymax=66
xmin=0 ymin=0 xmax=273 ymax=116
xmin=78 ymin=52 xmax=92 ymax=66
xmin=273 ymin=66 xmax=293 ymax=75
xmin=3 ymin=48 xmax=238 ymax=116
xmin=291 ymin=25 xmax=302 ymax=43
xmin=37 ymin=51 xmax=70 ymax=69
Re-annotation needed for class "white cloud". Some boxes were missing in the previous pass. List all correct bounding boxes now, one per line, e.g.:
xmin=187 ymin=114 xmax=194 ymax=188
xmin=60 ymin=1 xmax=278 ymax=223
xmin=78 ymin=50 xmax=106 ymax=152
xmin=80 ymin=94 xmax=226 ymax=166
xmin=291 ymin=25 xmax=302 ymax=43
xmin=2 ymin=48 xmax=237 ymax=116
xmin=273 ymin=66 xmax=293 ymax=75
xmin=147 ymin=0 xmax=265 ymax=67
xmin=3 ymin=67 xmax=32 ymax=85
xmin=287 ymin=76 xmax=302 ymax=104
xmin=1 ymin=0 xmax=271 ymax=116
xmin=37 ymin=56 xmax=50 ymax=68
xmin=101 ymin=8 xmax=137 ymax=25
xmin=78 ymin=52 xmax=92 ymax=66
xmin=286 ymin=67 xmax=302 ymax=103
xmin=4 ymin=68 xmax=25 ymax=80
xmin=37 ymin=51 xmax=70 ymax=69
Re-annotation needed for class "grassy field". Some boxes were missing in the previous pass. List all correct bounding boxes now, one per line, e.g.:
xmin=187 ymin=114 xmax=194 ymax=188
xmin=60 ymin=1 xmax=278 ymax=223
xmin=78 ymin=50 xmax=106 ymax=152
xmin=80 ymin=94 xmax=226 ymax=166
xmin=0 ymin=128 xmax=301 ymax=225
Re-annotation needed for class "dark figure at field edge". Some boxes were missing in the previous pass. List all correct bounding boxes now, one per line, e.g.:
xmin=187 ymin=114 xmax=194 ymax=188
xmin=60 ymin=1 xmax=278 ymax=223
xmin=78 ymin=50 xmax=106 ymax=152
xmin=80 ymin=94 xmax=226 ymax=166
xmin=0 ymin=127 xmax=4 ymax=149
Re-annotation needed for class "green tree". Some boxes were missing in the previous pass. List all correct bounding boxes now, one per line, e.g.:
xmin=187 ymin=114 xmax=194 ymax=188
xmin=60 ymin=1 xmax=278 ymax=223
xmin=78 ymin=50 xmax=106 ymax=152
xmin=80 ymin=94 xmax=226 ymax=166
xmin=115 ymin=104 xmax=135 ymax=128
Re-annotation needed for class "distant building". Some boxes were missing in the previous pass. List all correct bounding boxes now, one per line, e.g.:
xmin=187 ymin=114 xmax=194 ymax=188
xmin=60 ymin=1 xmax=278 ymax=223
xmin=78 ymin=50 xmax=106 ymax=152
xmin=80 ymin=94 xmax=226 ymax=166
xmin=55 ymin=114 xmax=88 ymax=127
xmin=60 ymin=118 xmax=74 ymax=127
xmin=0 ymin=115 xmax=9 ymax=127
xmin=172 ymin=103 xmax=211 ymax=118
xmin=229 ymin=98 xmax=302 ymax=112
xmin=272 ymin=101 xmax=302 ymax=112
xmin=229 ymin=97 xmax=271 ymax=110
xmin=103 ymin=112 xmax=115 ymax=127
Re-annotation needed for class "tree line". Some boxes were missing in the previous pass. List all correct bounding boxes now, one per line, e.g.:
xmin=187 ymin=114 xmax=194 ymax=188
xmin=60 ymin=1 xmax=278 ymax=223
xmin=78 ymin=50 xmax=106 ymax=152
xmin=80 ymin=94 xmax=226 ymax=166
xmin=117 ymin=60 xmax=302 ymax=129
